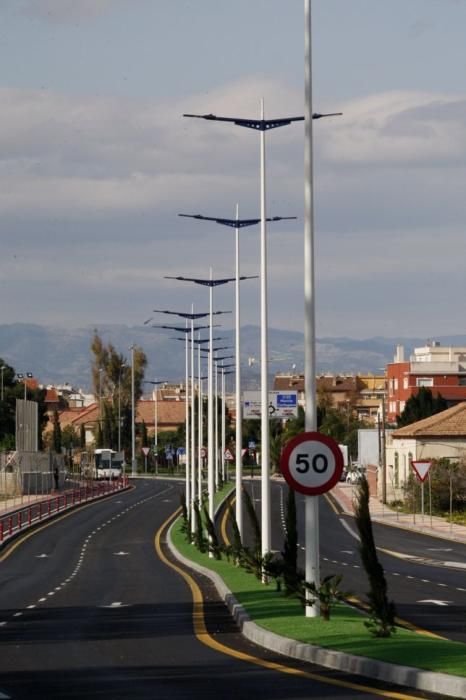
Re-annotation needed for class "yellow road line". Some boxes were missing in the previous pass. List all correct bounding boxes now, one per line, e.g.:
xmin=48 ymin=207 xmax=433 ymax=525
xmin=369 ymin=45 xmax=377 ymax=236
xmin=220 ymin=494 xmax=235 ymax=547
xmin=155 ymin=510 xmax=426 ymax=700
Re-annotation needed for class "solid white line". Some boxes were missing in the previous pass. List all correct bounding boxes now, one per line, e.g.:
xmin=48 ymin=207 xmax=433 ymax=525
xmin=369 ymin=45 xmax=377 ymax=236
xmin=339 ymin=518 xmax=360 ymax=541
xmin=13 ymin=612 xmax=22 ymax=617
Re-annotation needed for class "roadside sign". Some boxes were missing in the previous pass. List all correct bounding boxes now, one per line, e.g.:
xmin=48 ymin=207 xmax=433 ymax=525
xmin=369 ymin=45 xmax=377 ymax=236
xmin=248 ymin=440 xmax=256 ymax=450
xmin=141 ymin=447 xmax=150 ymax=457
xmin=224 ymin=448 xmax=234 ymax=461
xmin=243 ymin=390 xmax=298 ymax=419
xmin=411 ymin=460 xmax=432 ymax=483
xmin=280 ymin=431 xmax=344 ymax=496
xmin=241 ymin=448 xmax=248 ymax=458
xmin=176 ymin=447 xmax=185 ymax=456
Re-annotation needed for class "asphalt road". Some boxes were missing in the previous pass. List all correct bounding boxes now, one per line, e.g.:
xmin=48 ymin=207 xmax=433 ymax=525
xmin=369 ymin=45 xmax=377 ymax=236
xmin=0 ymin=477 xmax=442 ymax=700
xmin=260 ymin=480 xmax=466 ymax=643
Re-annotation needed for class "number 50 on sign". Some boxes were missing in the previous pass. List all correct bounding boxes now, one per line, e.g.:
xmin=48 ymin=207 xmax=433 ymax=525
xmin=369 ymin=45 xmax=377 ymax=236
xmin=280 ymin=432 xmax=344 ymax=496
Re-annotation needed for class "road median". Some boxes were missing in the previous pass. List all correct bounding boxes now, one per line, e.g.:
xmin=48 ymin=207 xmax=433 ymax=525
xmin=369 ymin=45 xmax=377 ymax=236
xmin=168 ymin=499 xmax=466 ymax=699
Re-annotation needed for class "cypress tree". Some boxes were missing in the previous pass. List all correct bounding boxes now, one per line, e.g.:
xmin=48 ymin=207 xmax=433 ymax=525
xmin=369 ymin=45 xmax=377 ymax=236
xmin=282 ymin=486 xmax=298 ymax=593
xmin=52 ymin=410 xmax=62 ymax=453
xmin=355 ymin=476 xmax=396 ymax=636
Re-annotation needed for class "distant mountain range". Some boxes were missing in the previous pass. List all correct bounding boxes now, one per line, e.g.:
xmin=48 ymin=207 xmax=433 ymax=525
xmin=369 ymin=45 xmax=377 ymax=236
xmin=1 ymin=323 xmax=465 ymax=392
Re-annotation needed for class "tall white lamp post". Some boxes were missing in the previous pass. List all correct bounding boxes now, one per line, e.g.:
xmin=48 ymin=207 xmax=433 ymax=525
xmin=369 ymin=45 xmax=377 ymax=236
xmin=143 ymin=380 xmax=167 ymax=475
xmin=152 ymin=309 xmax=228 ymax=524
xmin=304 ymin=0 xmax=343 ymax=615
xmin=179 ymin=211 xmax=293 ymax=539
xmin=117 ymin=362 xmax=126 ymax=453
xmin=129 ymin=345 xmax=136 ymax=477
xmin=184 ymin=108 xmax=305 ymax=558
xmin=164 ymin=273 xmax=250 ymax=530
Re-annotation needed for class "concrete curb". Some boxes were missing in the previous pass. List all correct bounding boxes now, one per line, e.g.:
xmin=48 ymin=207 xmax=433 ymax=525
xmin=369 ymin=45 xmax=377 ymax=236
xmin=167 ymin=521 xmax=466 ymax=699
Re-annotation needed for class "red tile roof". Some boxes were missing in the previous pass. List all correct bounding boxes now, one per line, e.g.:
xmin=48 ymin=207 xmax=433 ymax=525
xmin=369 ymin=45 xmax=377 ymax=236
xmin=392 ymin=402 xmax=466 ymax=439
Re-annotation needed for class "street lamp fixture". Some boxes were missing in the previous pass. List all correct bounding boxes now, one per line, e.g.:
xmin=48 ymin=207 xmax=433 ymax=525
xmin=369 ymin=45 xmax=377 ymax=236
xmin=185 ymin=106 xmax=341 ymax=560
xmin=164 ymin=272 xmax=254 ymax=534
xmin=152 ymin=308 xmax=226 ymax=528
xmin=179 ymin=210 xmax=296 ymax=539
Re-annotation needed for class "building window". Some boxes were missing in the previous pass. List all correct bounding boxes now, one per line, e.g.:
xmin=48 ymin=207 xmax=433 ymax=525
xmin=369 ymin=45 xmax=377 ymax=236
xmin=459 ymin=377 xmax=466 ymax=386
xmin=403 ymin=377 xmax=409 ymax=390
xmin=394 ymin=378 xmax=398 ymax=391
xmin=389 ymin=401 xmax=397 ymax=414
xmin=399 ymin=401 xmax=406 ymax=413
xmin=416 ymin=377 xmax=433 ymax=387
xmin=394 ymin=453 xmax=399 ymax=488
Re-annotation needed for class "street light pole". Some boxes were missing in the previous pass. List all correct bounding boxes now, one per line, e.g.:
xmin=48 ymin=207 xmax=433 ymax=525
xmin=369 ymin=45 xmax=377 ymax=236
xmin=130 ymin=345 xmax=136 ymax=477
xmin=190 ymin=307 xmax=196 ymax=533
xmin=118 ymin=362 xmax=126 ymax=453
xmin=1 ymin=365 xmax=5 ymax=402
xmin=178 ymin=210 xmax=294 ymax=540
xmin=184 ymin=108 xmax=304 ymax=560
xmin=142 ymin=380 xmax=168 ymax=476
xmin=164 ymin=272 xmax=251 ymax=539
xmin=152 ymin=311 xmax=226 ymax=525
xmin=99 ymin=367 xmax=103 ymax=440
xmin=302 ymin=0 xmax=343 ymax=615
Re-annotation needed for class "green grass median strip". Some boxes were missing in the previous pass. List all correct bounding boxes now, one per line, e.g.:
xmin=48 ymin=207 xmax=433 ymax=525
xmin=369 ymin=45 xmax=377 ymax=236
xmin=172 ymin=518 xmax=466 ymax=678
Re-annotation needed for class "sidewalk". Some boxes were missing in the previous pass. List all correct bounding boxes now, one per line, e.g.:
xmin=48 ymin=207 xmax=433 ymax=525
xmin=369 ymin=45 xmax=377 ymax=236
xmin=332 ymin=481 xmax=466 ymax=544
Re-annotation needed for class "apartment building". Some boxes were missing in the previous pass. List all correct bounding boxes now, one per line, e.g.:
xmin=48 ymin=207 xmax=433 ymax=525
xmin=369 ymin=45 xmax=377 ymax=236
xmin=386 ymin=342 xmax=466 ymax=423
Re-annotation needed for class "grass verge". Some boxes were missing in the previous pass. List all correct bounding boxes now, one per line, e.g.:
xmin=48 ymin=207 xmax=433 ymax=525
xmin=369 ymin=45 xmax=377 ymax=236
xmin=172 ymin=515 xmax=466 ymax=677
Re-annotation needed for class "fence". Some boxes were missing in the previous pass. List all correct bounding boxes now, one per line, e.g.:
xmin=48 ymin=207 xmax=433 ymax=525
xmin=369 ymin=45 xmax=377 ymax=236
xmin=0 ymin=450 xmax=66 ymax=500
xmin=0 ymin=477 xmax=129 ymax=547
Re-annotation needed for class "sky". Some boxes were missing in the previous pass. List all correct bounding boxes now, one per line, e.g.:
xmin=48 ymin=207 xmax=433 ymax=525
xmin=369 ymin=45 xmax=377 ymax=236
xmin=1 ymin=0 xmax=466 ymax=341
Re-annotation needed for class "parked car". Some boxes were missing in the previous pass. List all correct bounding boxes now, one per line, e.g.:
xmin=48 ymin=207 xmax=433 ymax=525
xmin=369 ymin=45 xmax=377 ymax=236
xmin=345 ymin=466 xmax=365 ymax=484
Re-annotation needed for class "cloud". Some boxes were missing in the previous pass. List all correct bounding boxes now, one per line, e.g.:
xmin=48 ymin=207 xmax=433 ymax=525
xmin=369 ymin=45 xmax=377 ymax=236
xmin=19 ymin=0 xmax=119 ymax=22
xmin=1 ymin=79 xmax=466 ymax=336
xmin=322 ymin=91 xmax=466 ymax=166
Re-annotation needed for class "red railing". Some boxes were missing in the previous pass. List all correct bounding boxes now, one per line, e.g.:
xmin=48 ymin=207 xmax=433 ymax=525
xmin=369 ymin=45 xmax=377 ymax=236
xmin=0 ymin=476 xmax=129 ymax=544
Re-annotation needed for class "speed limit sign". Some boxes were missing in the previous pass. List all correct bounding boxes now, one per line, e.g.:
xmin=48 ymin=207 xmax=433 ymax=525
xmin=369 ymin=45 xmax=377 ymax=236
xmin=280 ymin=431 xmax=343 ymax=495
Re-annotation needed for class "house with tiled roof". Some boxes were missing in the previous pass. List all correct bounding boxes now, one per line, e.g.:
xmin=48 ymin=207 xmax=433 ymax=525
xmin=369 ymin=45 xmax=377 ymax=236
xmin=44 ymin=399 xmax=186 ymax=447
xmin=385 ymin=402 xmax=466 ymax=496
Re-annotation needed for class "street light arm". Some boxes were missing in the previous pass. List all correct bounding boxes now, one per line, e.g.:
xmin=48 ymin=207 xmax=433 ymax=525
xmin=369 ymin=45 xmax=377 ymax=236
xmin=183 ymin=113 xmax=305 ymax=131
xmin=312 ymin=111 xmax=343 ymax=119
xmin=178 ymin=213 xmax=297 ymax=228
xmin=152 ymin=309 xmax=212 ymax=320
xmin=165 ymin=274 xmax=255 ymax=286
xmin=151 ymin=323 xmax=213 ymax=332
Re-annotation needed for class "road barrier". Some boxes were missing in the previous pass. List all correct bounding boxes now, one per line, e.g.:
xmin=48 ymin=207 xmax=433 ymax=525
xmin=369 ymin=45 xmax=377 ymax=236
xmin=0 ymin=477 xmax=129 ymax=547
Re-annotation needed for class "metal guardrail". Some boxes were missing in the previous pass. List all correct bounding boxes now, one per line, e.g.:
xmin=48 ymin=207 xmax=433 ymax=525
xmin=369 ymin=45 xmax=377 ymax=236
xmin=0 ymin=477 xmax=130 ymax=546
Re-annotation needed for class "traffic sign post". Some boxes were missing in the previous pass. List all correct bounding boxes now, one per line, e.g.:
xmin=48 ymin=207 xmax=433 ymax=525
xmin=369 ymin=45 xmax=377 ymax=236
xmin=281 ymin=432 xmax=343 ymax=617
xmin=142 ymin=446 xmax=150 ymax=474
xmin=411 ymin=460 xmax=432 ymax=525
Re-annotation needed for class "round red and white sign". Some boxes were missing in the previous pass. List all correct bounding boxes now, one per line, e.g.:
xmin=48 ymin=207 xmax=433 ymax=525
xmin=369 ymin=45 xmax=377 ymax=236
xmin=280 ymin=431 xmax=344 ymax=496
